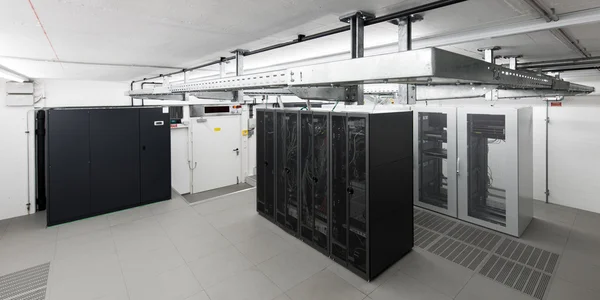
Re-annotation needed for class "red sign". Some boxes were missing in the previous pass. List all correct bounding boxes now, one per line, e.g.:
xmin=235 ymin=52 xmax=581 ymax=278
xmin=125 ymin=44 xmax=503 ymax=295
xmin=550 ymin=102 xmax=562 ymax=107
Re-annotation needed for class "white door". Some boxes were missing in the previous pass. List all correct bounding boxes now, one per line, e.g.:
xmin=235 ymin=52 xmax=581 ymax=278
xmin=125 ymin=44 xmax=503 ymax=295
xmin=192 ymin=115 xmax=242 ymax=193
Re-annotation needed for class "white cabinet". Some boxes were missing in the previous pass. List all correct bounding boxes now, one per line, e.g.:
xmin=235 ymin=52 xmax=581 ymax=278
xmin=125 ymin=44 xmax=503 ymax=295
xmin=413 ymin=106 xmax=458 ymax=218
xmin=457 ymin=107 xmax=533 ymax=237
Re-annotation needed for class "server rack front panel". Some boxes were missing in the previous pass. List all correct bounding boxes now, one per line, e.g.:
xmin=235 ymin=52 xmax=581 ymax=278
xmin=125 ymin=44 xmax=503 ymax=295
xmin=264 ymin=111 xmax=276 ymax=218
xmin=140 ymin=108 xmax=171 ymax=204
xmin=284 ymin=111 xmax=300 ymax=235
xmin=330 ymin=112 xmax=348 ymax=266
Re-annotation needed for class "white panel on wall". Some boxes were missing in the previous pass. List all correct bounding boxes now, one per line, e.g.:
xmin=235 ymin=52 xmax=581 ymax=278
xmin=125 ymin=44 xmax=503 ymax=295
xmin=548 ymin=98 xmax=600 ymax=213
xmin=38 ymin=79 xmax=130 ymax=107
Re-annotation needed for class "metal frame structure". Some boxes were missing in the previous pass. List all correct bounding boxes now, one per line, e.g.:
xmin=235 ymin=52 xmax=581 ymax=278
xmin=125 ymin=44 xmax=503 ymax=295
xmin=128 ymin=47 xmax=594 ymax=101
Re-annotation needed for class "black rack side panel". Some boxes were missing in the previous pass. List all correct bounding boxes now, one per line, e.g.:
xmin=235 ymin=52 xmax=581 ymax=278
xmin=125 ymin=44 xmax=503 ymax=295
xmin=264 ymin=111 xmax=275 ymax=217
xmin=46 ymin=109 xmax=91 ymax=226
xmin=140 ymin=108 xmax=171 ymax=204
xmin=35 ymin=110 xmax=46 ymax=212
xmin=89 ymin=109 xmax=141 ymax=214
xmin=256 ymin=110 xmax=266 ymax=215
xmin=368 ymin=111 xmax=414 ymax=278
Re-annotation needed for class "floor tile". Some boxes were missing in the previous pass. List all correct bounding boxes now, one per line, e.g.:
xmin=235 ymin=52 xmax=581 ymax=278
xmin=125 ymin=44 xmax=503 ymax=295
xmin=533 ymin=201 xmax=578 ymax=226
xmin=454 ymin=275 xmax=533 ymax=300
xmin=56 ymin=215 xmax=110 ymax=240
xmin=218 ymin=216 xmax=271 ymax=244
xmin=1 ymin=222 xmax=58 ymax=247
xmin=370 ymin=271 xmax=452 ymax=300
xmin=119 ymin=242 xmax=186 ymax=282
xmin=204 ymin=202 xmax=257 ymax=229
xmin=206 ymin=268 xmax=282 ymax=300
xmin=107 ymin=205 xmax=153 ymax=227
xmin=126 ymin=264 xmax=202 ymax=300
xmin=257 ymin=247 xmax=331 ymax=291
xmin=0 ymin=218 xmax=11 ymax=239
xmin=189 ymin=245 xmax=254 ymax=289
xmin=185 ymin=291 xmax=211 ymax=300
xmin=327 ymin=261 xmax=396 ymax=295
xmin=564 ymin=229 xmax=600 ymax=266
xmin=573 ymin=211 xmax=600 ymax=238
xmin=111 ymin=217 xmax=173 ymax=256
xmin=519 ymin=218 xmax=571 ymax=253
xmin=556 ymin=249 xmax=600 ymax=292
xmin=395 ymin=248 xmax=473 ymax=298
xmin=286 ymin=269 xmax=365 ymax=300
xmin=171 ymin=227 xmax=231 ymax=262
xmin=546 ymin=277 xmax=599 ymax=300
xmin=155 ymin=209 xmax=215 ymax=243
xmin=235 ymin=231 xmax=294 ymax=265
xmin=193 ymin=190 xmax=255 ymax=216
xmin=55 ymin=228 xmax=116 ymax=262
xmin=147 ymin=196 xmax=189 ymax=216
xmin=49 ymin=252 xmax=128 ymax=300
xmin=0 ymin=240 xmax=56 ymax=276
xmin=272 ymin=294 xmax=292 ymax=300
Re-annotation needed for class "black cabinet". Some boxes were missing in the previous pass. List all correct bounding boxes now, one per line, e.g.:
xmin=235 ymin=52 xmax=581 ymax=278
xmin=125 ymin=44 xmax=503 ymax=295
xmin=256 ymin=109 xmax=275 ymax=219
xmin=90 ymin=109 xmax=141 ymax=214
xmin=329 ymin=111 xmax=414 ymax=280
xmin=299 ymin=111 xmax=329 ymax=254
xmin=45 ymin=107 xmax=171 ymax=226
xmin=46 ymin=109 xmax=91 ymax=226
xmin=140 ymin=108 xmax=171 ymax=204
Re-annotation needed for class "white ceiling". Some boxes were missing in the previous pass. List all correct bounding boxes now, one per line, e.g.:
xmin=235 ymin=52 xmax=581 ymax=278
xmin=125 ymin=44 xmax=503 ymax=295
xmin=1 ymin=0 xmax=599 ymax=81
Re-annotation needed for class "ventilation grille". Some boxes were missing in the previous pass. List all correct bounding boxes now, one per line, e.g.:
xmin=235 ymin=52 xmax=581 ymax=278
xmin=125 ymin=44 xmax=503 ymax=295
xmin=414 ymin=210 xmax=457 ymax=234
xmin=414 ymin=226 xmax=439 ymax=249
xmin=428 ymin=236 xmax=489 ymax=271
xmin=0 ymin=263 xmax=49 ymax=300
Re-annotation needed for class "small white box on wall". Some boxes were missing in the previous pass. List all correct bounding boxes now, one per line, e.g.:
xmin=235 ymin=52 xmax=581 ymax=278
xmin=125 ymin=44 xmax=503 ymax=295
xmin=6 ymin=94 xmax=34 ymax=106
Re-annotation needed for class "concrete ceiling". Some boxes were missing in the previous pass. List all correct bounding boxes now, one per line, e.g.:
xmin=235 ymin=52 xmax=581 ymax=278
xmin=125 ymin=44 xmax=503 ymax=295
xmin=0 ymin=0 xmax=599 ymax=81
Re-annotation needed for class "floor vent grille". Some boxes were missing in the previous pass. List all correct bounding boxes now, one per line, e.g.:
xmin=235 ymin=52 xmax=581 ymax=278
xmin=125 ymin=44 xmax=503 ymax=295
xmin=0 ymin=263 xmax=49 ymax=300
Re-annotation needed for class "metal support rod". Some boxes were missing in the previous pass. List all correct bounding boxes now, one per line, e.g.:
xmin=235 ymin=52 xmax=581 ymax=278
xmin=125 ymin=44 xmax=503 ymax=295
xmin=396 ymin=16 xmax=416 ymax=105
xmin=233 ymin=50 xmax=246 ymax=102
xmin=340 ymin=11 xmax=373 ymax=105
xmin=132 ymin=0 xmax=466 ymax=84
xmin=545 ymin=100 xmax=550 ymax=203
xmin=517 ymin=56 xmax=600 ymax=69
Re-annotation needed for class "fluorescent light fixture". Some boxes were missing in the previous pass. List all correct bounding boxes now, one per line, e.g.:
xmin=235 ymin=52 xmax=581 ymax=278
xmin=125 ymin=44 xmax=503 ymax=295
xmin=0 ymin=67 xmax=28 ymax=83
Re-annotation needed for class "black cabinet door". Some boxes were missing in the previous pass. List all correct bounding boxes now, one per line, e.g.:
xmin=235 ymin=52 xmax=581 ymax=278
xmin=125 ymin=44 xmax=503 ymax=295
xmin=140 ymin=108 xmax=171 ymax=204
xmin=330 ymin=114 xmax=348 ymax=263
xmin=90 ymin=109 xmax=141 ymax=214
xmin=46 ymin=109 xmax=91 ymax=226
xmin=264 ymin=111 xmax=276 ymax=217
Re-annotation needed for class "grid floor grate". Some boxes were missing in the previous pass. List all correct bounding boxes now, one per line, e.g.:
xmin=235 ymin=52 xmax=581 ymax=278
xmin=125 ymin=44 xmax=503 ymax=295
xmin=447 ymin=223 xmax=502 ymax=252
xmin=414 ymin=209 xmax=457 ymax=234
xmin=0 ymin=263 xmax=49 ymax=300
xmin=414 ymin=226 xmax=440 ymax=249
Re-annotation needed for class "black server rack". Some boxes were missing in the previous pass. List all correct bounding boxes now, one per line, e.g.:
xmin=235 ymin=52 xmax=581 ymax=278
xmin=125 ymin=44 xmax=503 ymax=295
xmin=329 ymin=110 xmax=414 ymax=280
xmin=276 ymin=110 xmax=300 ymax=235
xmin=139 ymin=108 xmax=171 ymax=204
xmin=299 ymin=110 xmax=330 ymax=255
xmin=256 ymin=109 xmax=276 ymax=219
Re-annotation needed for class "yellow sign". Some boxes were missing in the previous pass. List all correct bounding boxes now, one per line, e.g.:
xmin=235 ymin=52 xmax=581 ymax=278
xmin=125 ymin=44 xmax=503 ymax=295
xmin=242 ymin=130 xmax=249 ymax=136
xmin=214 ymin=127 xmax=221 ymax=132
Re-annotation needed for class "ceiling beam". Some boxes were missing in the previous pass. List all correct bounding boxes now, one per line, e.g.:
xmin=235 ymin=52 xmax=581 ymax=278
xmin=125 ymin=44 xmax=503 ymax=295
xmin=0 ymin=55 xmax=182 ymax=70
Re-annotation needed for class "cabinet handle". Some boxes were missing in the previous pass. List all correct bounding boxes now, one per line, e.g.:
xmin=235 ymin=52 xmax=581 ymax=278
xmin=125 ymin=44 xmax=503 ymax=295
xmin=264 ymin=161 xmax=269 ymax=166
xmin=456 ymin=157 xmax=460 ymax=175
xmin=284 ymin=168 xmax=291 ymax=174
xmin=347 ymin=187 xmax=354 ymax=195
xmin=312 ymin=177 xmax=318 ymax=183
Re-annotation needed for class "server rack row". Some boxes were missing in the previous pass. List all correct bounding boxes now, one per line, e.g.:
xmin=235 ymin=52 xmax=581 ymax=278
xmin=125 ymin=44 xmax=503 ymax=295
xmin=256 ymin=108 xmax=414 ymax=280
xmin=413 ymin=106 xmax=533 ymax=237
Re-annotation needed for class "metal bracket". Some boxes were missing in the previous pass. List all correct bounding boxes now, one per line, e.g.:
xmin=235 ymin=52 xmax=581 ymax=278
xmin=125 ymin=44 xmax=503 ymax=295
xmin=478 ymin=46 xmax=502 ymax=64
xmin=340 ymin=11 xmax=373 ymax=105
xmin=231 ymin=49 xmax=248 ymax=102
xmin=289 ymin=86 xmax=359 ymax=102
xmin=189 ymin=91 xmax=235 ymax=101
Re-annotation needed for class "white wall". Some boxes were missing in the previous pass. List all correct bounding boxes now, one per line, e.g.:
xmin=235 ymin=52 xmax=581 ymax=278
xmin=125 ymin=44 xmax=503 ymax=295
xmin=0 ymin=79 xmax=131 ymax=221
xmin=0 ymin=80 xmax=31 ymax=220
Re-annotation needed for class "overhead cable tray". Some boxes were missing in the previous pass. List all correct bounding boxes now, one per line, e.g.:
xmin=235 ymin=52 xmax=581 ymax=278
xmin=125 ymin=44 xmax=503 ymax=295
xmin=128 ymin=48 xmax=594 ymax=98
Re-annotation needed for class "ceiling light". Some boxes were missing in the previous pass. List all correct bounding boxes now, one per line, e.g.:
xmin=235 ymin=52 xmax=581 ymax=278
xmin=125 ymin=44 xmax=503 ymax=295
xmin=0 ymin=67 xmax=28 ymax=83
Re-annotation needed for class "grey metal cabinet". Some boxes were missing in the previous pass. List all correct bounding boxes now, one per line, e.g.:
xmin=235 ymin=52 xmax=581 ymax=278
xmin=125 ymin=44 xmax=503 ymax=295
xmin=457 ymin=107 xmax=533 ymax=237
xmin=413 ymin=106 xmax=458 ymax=217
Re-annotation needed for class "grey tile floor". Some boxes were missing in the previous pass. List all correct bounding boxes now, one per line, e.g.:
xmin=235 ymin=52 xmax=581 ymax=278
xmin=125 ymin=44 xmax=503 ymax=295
xmin=0 ymin=189 xmax=599 ymax=300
